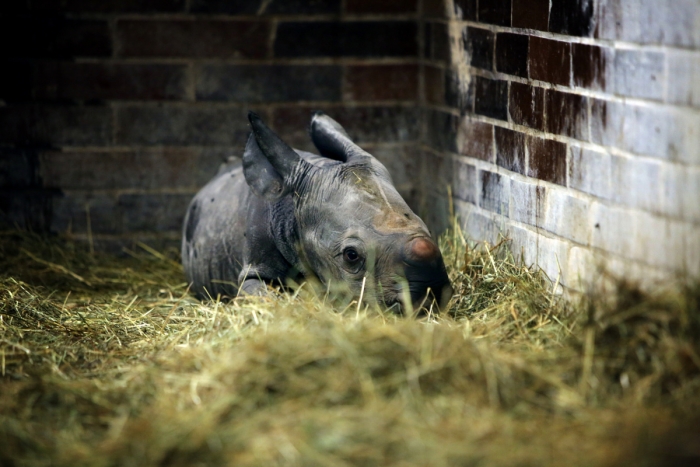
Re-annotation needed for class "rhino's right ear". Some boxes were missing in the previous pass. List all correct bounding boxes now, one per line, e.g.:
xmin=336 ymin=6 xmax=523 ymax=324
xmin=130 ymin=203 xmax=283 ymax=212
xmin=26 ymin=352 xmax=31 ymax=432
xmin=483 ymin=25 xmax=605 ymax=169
xmin=310 ymin=111 xmax=366 ymax=162
xmin=244 ymin=112 xmax=303 ymax=201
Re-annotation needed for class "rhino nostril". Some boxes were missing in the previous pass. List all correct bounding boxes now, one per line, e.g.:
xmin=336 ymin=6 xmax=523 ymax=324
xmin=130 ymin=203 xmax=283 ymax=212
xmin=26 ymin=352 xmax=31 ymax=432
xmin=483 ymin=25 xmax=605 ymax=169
xmin=405 ymin=237 xmax=439 ymax=262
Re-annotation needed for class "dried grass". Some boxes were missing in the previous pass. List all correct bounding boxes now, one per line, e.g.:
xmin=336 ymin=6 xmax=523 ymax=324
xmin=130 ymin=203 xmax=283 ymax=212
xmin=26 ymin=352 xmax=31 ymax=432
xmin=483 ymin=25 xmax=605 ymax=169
xmin=1 ymin=225 xmax=699 ymax=467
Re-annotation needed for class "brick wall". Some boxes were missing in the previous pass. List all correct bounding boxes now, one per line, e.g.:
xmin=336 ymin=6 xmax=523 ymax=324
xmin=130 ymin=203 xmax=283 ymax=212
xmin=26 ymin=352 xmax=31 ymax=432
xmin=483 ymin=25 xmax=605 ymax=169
xmin=0 ymin=0 xmax=422 ymax=252
xmin=421 ymin=0 xmax=700 ymax=291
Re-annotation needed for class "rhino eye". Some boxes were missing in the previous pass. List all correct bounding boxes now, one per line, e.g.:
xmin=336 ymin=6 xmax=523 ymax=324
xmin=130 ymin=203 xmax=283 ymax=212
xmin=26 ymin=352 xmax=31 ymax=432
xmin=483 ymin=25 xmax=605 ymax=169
xmin=343 ymin=247 xmax=361 ymax=264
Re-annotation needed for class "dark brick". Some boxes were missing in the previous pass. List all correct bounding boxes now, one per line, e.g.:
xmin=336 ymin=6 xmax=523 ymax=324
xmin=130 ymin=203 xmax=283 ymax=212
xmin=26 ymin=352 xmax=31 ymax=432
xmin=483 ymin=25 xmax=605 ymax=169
xmin=458 ymin=119 xmax=493 ymax=161
xmin=572 ymin=43 xmax=610 ymax=91
xmin=189 ymin=0 xmax=259 ymax=13
xmin=445 ymin=68 xmax=474 ymax=114
xmin=0 ymin=149 xmax=39 ymax=188
xmin=549 ymin=0 xmax=595 ymax=37
xmin=117 ymin=20 xmax=269 ymax=58
xmin=529 ymin=37 xmax=570 ymax=86
xmin=496 ymin=33 xmax=529 ymax=78
xmin=509 ymin=82 xmax=544 ymax=130
xmin=119 ymin=194 xmax=193 ymax=233
xmin=423 ymin=151 xmax=454 ymax=195
xmin=423 ymin=0 xmax=447 ymax=18
xmin=191 ymin=0 xmax=341 ymax=14
xmin=0 ymin=105 xmax=113 ymax=146
xmin=453 ymin=0 xmax=477 ymax=20
xmin=51 ymin=193 xmax=120 ymax=234
xmin=495 ymin=126 xmax=525 ymax=175
xmin=474 ymin=76 xmax=508 ymax=121
xmin=0 ymin=60 xmax=33 ymax=101
xmin=344 ymin=65 xmax=418 ymax=101
xmin=424 ymin=66 xmax=445 ymax=105
xmin=544 ymin=90 xmax=588 ymax=140
xmin=0 ymin=2 xmax=29 ymax=13
xmin=0 ymin=189 xmax=54 ymax=231
xmin=453 ymin=160 xmax=477 ymax=203
xmin=116 ymin=106 xmax=249 ymax=146
xmin=272 ymin=106 xmax=421 ymax=149
xmin=428 ymin=22 xmax=451 ymax=63
xmin=512 ymin=0 xmax=549 ymax=31
xmin=197 ymin=65 xmax=341 ymax=102
xmin=479 ymin=170 xmax=508 ymax=214
xmin=426 ymin=109 xmax=459 ymax=153
xmin=478 ymin=0 xmax=511 ymax=27
xmin=464 ymin=27 xmax=494 ymax=71
xmin=31 ymin=63 xmax=188 ymax=101
xmin=0 ymin=18 xmax=112 ymax=58
xmin=39 ymin=149 xmax=223 ymax=191
xmin=346 ymin=0 xmax=416 ymax=14
xmin=526 ymin=136 xmax=566 ymax=185
xmin=31 ymin=0 xmax=185 ymax=12
xmin=274 ymin=21 xmax=417 ymax=58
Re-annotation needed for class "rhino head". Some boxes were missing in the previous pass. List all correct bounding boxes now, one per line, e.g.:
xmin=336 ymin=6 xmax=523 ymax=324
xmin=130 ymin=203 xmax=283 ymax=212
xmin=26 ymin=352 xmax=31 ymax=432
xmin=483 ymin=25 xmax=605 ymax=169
xmin=243 ymin=111 xmax=452 ymax=313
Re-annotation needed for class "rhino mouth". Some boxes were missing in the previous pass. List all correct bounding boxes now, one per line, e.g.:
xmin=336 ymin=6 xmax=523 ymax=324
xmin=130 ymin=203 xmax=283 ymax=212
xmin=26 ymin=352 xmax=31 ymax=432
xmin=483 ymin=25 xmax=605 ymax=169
xmin=380 ymin=280 xmax=452 ymax=316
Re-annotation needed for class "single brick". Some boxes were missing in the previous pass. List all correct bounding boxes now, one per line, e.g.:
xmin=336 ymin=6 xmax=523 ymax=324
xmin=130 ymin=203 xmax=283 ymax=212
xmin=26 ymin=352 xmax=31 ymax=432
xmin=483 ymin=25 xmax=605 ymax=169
xmin=509 ymin=82 xmax=545 ymax=130
xmin=344 ymin=65 xmax=418 ymax=102
xmin=510 ymin=178 xmax=546 ymax=227
xmin=426 ymin=109 xmax=459 ymax=153
xmin=346 ymin=0 xmax=416 ymax=14
xmin=119 ymin=193 xmax=193 ymax=233
xmin=474 ymin=76 xmax=508 ymax=121
xmin=529 ymin=37 xmax=570 ymax=86
xmin=32 ymin=62 xmax=188 ymax=101
xmin=453 ymin=0 xmax=477 ymax=20
xmin=274 ymin=21 xmax=417 ymax=58
xmin=478 ymin=0 xmax=512 ymax=27
xmin=527 ymin=135 xmax=567 ymax=185
xmin=512 ymin=0 xmax=549 ymax=31
xmin=495 ymin=33 xmax=529 ymax=78
xmin=609 ymin=154 xmax=664 ymax=213
xmin=116 ymin=105 xmax=249 ymax=146
xmin=0 ymin=18 xmax=112 ymax=58
xmin=444 ymin=68 xmax=474 ymax=113
xmin=479 ymin=170 xmax=510 ymax=214
xmin=197 ymin=64 xmax=341 ymax=102
xmin=549 ymin=0 xmax=595 ymax=37
xmin=0 ymin=149 xmax=39 ymax=188
xmin=663 ymin=165 xmax=700 ymax=222
xmin=428 ymin=22 xmax=451 ymax=63
xmin=0 ymin=105 xmax=113 ymax=146
xmin=667 ymin=49 xmax=700 ymax=107
xmin=464 ymin=27 xmax=494 ymax=71
xmin=457 ymin=207 xmax=500 ymax=245
xmin=51 ymin=193 xmax=120 ymax=234
xmin=457 ymin=119 xmax=493 ymax=161
xmin=568 ymin=145 xmax=610 ymax=199
xmin=544 ymin=90 xmax=588 ymax=140
xmin=189 ymin=0 xmax=258 ymax=13
xmin=453 ymin=159 xmax=477 ymax=203
xmin=424 ymin=66 xmax=445 ymax=105
xmin=614 ymin=49 xmax=665 ymax=101
xmin=30 ymin=0 xmax=186 ymax=12
xmin=118 ymin=20 xmax=269 ymax=58
xmin=544 ymin=187 xmax=592 ymax=248
xmin=572 ymin=43 xmax=612 ymax=91
xmin=39 ymin=149 xmax=223 ymax=191
xmin=422 ymin=0 xmax=447 ymax=18
xmin=495 ymin=126 xmax=526 ymax=175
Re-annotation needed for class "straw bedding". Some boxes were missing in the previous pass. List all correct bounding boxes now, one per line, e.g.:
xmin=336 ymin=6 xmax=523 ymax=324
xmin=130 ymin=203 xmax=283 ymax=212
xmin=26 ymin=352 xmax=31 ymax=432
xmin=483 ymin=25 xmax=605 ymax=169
xmin=1 ymin=226 xmax=699 ymax=466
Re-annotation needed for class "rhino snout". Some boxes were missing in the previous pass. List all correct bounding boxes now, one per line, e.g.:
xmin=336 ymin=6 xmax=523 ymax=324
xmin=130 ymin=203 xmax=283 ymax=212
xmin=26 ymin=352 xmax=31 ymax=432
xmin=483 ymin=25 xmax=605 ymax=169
xmin=399 ymin=236 xmax=453 ymax=312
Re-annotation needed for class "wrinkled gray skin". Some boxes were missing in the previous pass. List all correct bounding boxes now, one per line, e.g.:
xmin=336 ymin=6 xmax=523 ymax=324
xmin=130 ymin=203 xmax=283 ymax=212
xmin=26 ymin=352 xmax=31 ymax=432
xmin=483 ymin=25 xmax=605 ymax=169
xmin=182 ymin=111 xmax=452 ymax=312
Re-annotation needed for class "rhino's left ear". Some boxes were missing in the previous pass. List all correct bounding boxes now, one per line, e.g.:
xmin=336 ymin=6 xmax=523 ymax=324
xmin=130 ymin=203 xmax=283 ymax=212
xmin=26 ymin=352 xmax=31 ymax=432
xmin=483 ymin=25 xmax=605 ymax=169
xmin=244 ymin=112 xmax=305 ymax=201
xmin=310 ymin=111 xmax=367 ymax=163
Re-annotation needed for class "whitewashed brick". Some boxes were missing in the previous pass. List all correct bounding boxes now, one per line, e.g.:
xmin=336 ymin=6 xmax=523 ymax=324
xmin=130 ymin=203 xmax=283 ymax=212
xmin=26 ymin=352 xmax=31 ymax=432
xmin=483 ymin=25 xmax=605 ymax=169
xmin=509 ymin=178 xmax=544 ymax=227
xmin=684 ymin=223 xmax=700 ymax=278
xmin=667 ymin=50 xmax=700 ymax=108
xmin=455 ymin=202 xmax=500 ymax=246
xmin=609 ymin=154 xmax=664 ymax=213
xmin=536 ymin=235 xmax=569 ymax=285
xmin=506 ymin=224 xmax=539 ymax=267
xmin=614 ymin=49 xmax=665 ymax=101
xmin=630 ymin=212 xmax=686 ymax=271
xmin=568 ymin=146 xmax=611 ymax=199
xmin=590 ymin=202 xmax=637 ymax=257
xmin=543 ymin=187 xmax=591 ymax=245
xmin=662 ymin=165 xmax=700 ymax=222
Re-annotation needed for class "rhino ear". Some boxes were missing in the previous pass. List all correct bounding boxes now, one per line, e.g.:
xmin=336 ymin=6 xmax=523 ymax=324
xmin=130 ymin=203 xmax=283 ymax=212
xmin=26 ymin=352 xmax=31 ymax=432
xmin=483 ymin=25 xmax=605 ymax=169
xmin=244 ymin=112 xmax=303 ymax=201
xmin=310 ymin=111 xmax=365 ymax=163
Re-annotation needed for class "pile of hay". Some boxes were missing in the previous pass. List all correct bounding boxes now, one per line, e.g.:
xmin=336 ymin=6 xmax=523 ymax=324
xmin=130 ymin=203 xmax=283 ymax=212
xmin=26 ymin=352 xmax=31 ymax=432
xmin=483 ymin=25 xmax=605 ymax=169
xmin=1 ymin=226 xmax=699 ymax=466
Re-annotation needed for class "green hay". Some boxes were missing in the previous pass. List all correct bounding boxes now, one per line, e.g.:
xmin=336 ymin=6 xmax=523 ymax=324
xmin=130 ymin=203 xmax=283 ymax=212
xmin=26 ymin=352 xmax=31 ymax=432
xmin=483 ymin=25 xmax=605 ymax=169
xmin=0 ymin=226 xmax=699 ymax=467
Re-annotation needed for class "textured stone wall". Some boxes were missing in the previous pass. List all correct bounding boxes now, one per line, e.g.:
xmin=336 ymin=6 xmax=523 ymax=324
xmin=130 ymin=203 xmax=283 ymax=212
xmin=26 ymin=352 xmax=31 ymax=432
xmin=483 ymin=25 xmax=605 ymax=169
xmin=421 ymin=0 xmax=700 ymax=291
xmin=0 ymin=0 xmax=422 ymax=252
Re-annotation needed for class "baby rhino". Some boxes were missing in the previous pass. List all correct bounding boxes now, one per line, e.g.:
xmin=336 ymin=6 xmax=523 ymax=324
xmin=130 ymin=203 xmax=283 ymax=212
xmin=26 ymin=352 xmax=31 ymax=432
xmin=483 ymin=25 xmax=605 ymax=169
xmin=182 ymin=111 xmax=452 ymax=312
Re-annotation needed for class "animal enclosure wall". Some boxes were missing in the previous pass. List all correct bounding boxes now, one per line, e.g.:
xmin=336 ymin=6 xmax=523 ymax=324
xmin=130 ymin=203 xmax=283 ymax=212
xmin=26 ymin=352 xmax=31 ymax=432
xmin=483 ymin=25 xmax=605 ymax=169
xmin=421 ymin=0 xmax=700 ymax=291
xmin=1 ymin=0 xmax=699 ymax=292
xmin=0 ymin=0 xmax=423 ymax=252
